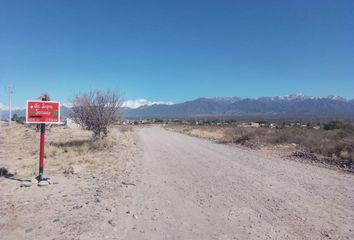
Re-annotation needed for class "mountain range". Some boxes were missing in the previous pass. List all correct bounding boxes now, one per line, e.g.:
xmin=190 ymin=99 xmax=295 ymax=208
xmin=122 ymin=94 xmax=354 ymax=121
xmin=1 ymin=94 xmax=354 ymax=122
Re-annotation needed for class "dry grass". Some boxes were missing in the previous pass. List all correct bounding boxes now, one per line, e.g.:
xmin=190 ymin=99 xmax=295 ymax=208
xmin=0 ymin=123 xmax=135 ymax=178
xmin=167 ymin=125 xmax=227 ymax=141
xmin=46 ymin=133 xmax=117 ymax=158
xmin=165 ymin=124 xmax=354 ymax=170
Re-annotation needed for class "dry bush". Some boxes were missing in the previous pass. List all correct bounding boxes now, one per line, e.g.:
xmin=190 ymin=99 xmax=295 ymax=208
xmin=269 ymin=128 xmax=354 ymax=159
xmin=223 ymin=127 xmax=249 ymax=144
xmin=335 ymin=137 xmax=354 ymax=160
xmin=223 ymin=127 xmax=271 ymax=147
xmin=223 ymin=126 xmax=354 ymax=163
xmin=71 ymin=90 xmax=123 ymax=139
xmin=168 ymin=123 xmax=354 ymax=170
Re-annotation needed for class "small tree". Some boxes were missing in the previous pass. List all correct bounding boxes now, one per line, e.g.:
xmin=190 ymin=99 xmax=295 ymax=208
xmin=71 ymin=90 xmax=123 ymax=138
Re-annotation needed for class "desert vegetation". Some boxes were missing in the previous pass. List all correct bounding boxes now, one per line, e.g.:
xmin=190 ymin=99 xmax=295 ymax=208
xmin=165 ymin=121 xmax=354 ymax=171
xmin=71 ymin=90 xmax=123 ymax=139
xmin=0 ymin=122 xmax=134 ymax=178
xmin=0 ymin=121 xmax=137 ymax=239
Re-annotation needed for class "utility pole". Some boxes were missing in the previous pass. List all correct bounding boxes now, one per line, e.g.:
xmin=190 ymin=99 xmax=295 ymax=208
xmin=8 ymin=86 xmax=13 ymax=125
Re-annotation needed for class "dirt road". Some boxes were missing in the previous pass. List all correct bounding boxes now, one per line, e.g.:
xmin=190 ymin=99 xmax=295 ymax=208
xmin=125 ymin=127 xmax=354 ymax=240
xmin=1 ymin=125 xmax=354 ymax=239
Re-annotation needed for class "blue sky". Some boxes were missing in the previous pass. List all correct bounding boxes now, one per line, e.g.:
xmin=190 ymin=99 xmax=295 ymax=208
xmin=0 ymin=0 xmax=353 ymax=107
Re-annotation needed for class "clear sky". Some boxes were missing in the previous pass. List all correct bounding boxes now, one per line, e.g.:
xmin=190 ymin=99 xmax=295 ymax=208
xmin=0 ymin=0 xmax=353 ymax=107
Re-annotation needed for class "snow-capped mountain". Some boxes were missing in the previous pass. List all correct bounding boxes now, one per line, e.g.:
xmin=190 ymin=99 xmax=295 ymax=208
xmin=122 ymin=99 xmax=174 ymax=109
xmin=1 ymin=94 xmax=353 ymax=121
xmin=123 ymin=94 xmax=354 ymax=120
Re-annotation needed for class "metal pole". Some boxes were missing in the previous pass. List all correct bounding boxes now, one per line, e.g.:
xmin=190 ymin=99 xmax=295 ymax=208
xmin=36 ymin=96 xmax=49 ymax=182
xmin=8 ymin=87 xmax=12 ymax=125
xmin=38 ymin=123 xmax=46 ymax=179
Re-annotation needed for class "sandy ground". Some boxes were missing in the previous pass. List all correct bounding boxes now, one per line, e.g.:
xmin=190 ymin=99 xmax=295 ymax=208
xmin=1 ymin=124 xmax=354 ymax=239
xmin=0 ymin=123 xmax=138 ymax=240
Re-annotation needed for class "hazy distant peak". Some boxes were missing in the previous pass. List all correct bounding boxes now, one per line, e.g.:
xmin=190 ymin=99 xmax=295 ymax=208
xmin=327 ymin=95 xmax=347 ymax=101
xmin=123 ymin=94 xmax=354 ymax=119
xmin=261 ymin=93 xmax=311 ymax=101
xmin=256 ymin=93 xmax=345 ymax=101
xmin=212 ymin=97 xmax=242 ymax=103
xmin=192 ymin=94 xmax=350 ymax=103
xmin=122 ymin=99 xmax=174 ymax=109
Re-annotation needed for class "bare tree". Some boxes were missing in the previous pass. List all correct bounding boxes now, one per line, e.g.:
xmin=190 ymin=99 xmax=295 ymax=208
xmin=71 ymin=90 xmax=123 ymax=138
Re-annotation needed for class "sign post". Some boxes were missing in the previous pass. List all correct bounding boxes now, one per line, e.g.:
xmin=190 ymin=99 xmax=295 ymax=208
xmin=26 ymin=98 xmax=61 ymax=182
xmin=39 ymin=122 xmax=46 ymax=180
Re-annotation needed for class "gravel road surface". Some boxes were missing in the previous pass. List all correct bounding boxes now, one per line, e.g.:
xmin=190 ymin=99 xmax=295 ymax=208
xmin=125 ymin=127 xmax=354 ymax=240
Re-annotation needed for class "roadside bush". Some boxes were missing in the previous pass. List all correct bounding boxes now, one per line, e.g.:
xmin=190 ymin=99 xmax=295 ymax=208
xmin=170 ymin=120 xmax=354 ymax=162
xmin=224 ymin=128 xmax=248 ymax=144
xmin=224 ymin=127 xmax=270 ymax=147
xmin=224 ymin=126 xmax=354 ymax=161
xmin=271 ymin=128 xmax=354 ymax=162
xmin=71 ymin=90 xmax=123 ymax=139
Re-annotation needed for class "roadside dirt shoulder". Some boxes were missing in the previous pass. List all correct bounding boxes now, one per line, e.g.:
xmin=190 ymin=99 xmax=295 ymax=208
xmin=0 ymin=124 xmax=139 ymax=240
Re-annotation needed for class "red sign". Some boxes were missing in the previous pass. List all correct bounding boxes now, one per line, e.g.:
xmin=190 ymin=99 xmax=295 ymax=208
xmin=26 ymin=101 xmax=61 ymax=124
